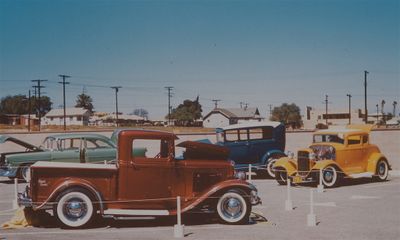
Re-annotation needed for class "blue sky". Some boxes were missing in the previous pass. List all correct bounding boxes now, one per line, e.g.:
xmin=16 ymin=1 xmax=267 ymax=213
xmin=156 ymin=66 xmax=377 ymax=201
xmin=0 ymin=0 xmax=399 ymax=119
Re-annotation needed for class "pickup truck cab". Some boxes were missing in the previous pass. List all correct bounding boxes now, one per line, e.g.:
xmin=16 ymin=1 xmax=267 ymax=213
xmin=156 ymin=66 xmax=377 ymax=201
xmin=19 ymin=130 xmax=260 ymax=228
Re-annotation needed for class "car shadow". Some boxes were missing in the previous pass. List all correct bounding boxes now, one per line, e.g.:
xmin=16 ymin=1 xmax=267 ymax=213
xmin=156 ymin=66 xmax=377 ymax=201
xmin=292 ymin=178 xmax=390 ymax=188
xmin=31 ymin=212 xmax=266 ymax=229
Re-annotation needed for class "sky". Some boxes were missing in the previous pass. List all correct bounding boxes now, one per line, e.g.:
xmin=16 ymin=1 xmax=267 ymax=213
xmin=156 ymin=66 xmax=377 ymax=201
xmin=0 ymin=0 xmax=399 ymax=119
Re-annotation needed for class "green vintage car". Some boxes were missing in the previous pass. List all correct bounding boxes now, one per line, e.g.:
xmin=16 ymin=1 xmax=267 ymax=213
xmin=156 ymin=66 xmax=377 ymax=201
xmin=0 ymin=133 xmax=116 ymax=181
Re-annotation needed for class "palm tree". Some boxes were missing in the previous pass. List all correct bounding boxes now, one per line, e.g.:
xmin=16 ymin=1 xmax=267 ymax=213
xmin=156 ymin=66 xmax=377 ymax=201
xmin=75 ymin=93 xmax=94 ymax=113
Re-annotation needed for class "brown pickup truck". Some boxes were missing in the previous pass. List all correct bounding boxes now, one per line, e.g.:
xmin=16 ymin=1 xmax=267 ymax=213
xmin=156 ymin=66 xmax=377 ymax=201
xmin=19 ymin=129 xmax=260 ymax=228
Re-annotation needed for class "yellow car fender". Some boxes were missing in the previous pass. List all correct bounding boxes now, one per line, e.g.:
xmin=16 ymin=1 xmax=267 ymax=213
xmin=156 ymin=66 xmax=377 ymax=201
xmin=311 ymin=160 xmax=343 ymax=175
xmin=367 ymin=152 xmax=389 ymax=173
xmin=274 ymin=157 xmax=298 ymax=176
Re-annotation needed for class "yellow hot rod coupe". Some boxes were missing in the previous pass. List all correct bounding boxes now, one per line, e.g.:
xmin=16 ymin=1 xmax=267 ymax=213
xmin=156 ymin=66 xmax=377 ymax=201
xmin=274 ymin=125 xmax=391 ymax=188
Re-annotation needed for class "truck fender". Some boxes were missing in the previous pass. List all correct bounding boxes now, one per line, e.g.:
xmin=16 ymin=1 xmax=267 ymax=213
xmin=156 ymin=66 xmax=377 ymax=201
xmin=274 ymin=157 xmax=297 ymax=176
xmin=367 ymin=153 xmax=390 ymax=173
xmin=176 ymin=179 xmax=256 ymax=215
xmin=261 ymin=150 xmax=286 ymax=165
xmin=34 ymin=178 xmax=104 ymax=214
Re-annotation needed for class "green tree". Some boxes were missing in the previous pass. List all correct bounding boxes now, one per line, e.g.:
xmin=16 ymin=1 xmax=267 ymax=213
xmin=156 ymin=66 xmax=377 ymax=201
xmin=132 ymin=108 xmax=149 ymax=119
xmin=270 ymin=103 xmax=302 ymax=128
xmin=75 ymin=93 xmax=94 ymax=113
xmin=169 ymin=96 xmax=202 ymax=126
xmin=0 ymin=94 xmax=52 ymax=116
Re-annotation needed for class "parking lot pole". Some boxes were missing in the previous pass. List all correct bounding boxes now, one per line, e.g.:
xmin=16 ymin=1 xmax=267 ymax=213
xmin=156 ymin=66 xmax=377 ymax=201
xmin=307 ymin=189 xmax=317 ymax=227
xmin=285 ymin=178 xmax=293 ymax=211
xmin=248 ymin=164 xmax=252 ymax=183
xmin=13 ymin=178 xmax=18 ymax=209
xmin=317 ymin=169 xmax=324 ymax=193
xmin=174 ymin=196 xmax=184 ymax=238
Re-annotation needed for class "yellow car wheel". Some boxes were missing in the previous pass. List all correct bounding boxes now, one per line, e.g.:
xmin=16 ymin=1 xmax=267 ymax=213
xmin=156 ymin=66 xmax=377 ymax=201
xmin=374 ymin=160 xmax=389 ymax=181
xmin=321 ymin=166 xmax=340 ymax=188
xmin=275 ymin=167 xmax=289 ymax=185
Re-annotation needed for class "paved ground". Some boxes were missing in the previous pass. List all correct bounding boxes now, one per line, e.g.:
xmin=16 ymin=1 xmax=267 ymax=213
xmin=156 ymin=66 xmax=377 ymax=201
xmin=0 ymin=176 xmax=399 ymax=240
xmin=0 ymin=130 xmax=399 ymax=239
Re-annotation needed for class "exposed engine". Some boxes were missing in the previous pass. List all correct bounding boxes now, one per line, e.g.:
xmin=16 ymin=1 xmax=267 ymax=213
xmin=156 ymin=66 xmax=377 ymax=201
xmin=310 ymin=145 xmax=336 ymax=160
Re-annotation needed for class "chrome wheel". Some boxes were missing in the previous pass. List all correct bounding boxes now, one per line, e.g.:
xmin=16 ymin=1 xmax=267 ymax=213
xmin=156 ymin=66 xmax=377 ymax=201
xmin=217 ymin=190 xmax=249 ymax=224
xmin=376 ymin=160 xmax=388 ymax=181
xmin=56 ymin=190 xmax=94 ymax=228
xmin=322 ymin=166 xmax=338 ymax=188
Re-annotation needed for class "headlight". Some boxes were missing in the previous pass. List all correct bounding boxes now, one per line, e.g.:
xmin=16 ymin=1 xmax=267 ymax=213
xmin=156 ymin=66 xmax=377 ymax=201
xmin=234 ymin=171 xmax=246 ymax=180
xmin=309 ymin=152 xmax=316 ymax=160
xmin=287 ymin=151 xmax=294 ymax=159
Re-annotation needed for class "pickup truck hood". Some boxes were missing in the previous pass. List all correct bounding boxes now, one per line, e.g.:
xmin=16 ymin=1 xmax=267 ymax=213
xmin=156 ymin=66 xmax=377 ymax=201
xmin=177 ymin=141 xmax=230 ymax=160
xmin=0 ymin=135 xmax=42 ymax=152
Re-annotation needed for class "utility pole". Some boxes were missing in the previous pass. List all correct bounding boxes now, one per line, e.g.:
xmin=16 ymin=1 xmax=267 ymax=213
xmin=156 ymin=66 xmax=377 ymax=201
xmin=212 ymin=99 xmax=221 ymax=109
xmin=364 ymin=70 xmax=369 ymax=123
xmin=165 ymin=86 xmax=173 ymax=125
xmin=111 ymin=86 xmax=122 ymax=127
xmin=346 ymin=94 xmax=352 ymax=124
xmin=31 ymin=79 xmax=47 ymax=131
xmin=325 ymin=95 xmax=329 ymax=126
xmin=58 ymin=74 xmax=70 ymax=131
xmin=28 ymin=90 xmax=31 ymax=132
xmin=268 ymin=104 xmax=273 ymax=119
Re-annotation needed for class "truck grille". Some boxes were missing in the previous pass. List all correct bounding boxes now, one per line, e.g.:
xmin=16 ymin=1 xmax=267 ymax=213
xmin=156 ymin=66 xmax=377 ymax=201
xmin=297 ymin=151 xmax=310 ymax=176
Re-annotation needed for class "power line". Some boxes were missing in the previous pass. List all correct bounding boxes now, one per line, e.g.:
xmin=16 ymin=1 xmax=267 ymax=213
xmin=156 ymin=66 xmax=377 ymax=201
xmin=212 ymin=99 xmax=221 ymax=109
xmin=111 ymin=86 xmax=122 ymax=127
xmin=58 ymin=74 xmax=71 ymax=131
xmin=165 ymin=86 xmax=173 ymax=125
xmin=31 ymin=79 xmax=47 ymax=131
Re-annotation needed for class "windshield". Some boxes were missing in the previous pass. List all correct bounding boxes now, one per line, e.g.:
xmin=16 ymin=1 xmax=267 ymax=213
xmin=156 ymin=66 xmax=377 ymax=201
xmin=313 ymin=134 xmax=344 ymax=144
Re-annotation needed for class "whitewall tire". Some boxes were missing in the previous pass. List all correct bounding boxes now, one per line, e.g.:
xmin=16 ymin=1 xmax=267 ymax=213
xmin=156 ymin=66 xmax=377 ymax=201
xmin=216 ymin=190 xmax=250 ymax=225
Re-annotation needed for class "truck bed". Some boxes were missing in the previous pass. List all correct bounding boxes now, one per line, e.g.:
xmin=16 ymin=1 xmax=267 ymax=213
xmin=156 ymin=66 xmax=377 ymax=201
xmin=30 ymin=161 xmax=118 ymax=209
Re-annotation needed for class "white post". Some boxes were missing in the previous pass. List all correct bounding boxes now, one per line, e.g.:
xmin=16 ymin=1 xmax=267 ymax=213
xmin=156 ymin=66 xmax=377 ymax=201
xmin=285 ymin=178 xmax=293 ymax=211
xmin=307 ymin=189 xmax=317 ymax=227
xmin=248 ymin=164 xmax=252 ymax=183
xmin=13 ymin=178 xmax=18 ymax=209
xmin=317 ymin=168 xmax=324 ymax=193
xmin=174 ymin=196 xmax=184 ymax=238
xmin=104 ymin=160 xmax=107 ymax=165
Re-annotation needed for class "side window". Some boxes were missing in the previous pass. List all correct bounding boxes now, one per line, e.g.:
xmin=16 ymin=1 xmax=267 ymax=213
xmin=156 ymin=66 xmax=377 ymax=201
xmin=225 ymin=130 xmax=239 ymax=142
xmin=347 ymin=135 xmax=361 ymax=145
xmin=362 ymin=135 xmax=369 ymax=144
xmin=59 ymin=138 xmax=82 ymax=150
xmin=132 ymin=139 xmax=168 ymax=159
xmin=249 ymin=128 xmax=263 ymax=140
xmin=239 ymin=129 xmax=248 ymax=141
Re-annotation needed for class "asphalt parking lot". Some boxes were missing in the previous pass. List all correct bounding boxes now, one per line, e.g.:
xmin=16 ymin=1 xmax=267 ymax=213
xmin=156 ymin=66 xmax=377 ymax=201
xmin=1 ymin=175 xmax=400 ymax=240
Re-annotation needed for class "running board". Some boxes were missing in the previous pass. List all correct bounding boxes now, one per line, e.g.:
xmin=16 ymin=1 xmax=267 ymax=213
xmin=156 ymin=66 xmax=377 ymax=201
xmin=103 ymin=209 xmax=170 ymax=216
xmin=349 ymin=172 xmax=373 ymax=178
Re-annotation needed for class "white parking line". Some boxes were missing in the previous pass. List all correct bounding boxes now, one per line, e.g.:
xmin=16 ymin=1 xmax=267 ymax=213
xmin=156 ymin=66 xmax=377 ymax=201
xmin=314 ymin=202 xmax=336 ymax=207
xmin=350 ymin=195 xmax=381 ymax=200
xmin=363 ymin=182 xmax=400 ymax=189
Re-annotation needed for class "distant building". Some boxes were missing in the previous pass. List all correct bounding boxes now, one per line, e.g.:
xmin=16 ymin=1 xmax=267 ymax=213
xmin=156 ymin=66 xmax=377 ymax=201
xmin=203 ymin=107 xmax=262 ymax=128
xmin=302 ymin=107 xmax=368 ymax=129
xmin=42 ymin=108 xmax=90 ymax=126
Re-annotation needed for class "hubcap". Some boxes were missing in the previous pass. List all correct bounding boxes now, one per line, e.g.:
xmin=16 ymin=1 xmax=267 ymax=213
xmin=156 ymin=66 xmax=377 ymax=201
xmin=221 ymin=197 xmax=243 ymax=219
xmin=378 ymin=162 xmax=387 ymax=176
xmin=64 ymin=198 xmax=87 ymax=219
xmin=323 ymin=168 xmax=335 ymax=183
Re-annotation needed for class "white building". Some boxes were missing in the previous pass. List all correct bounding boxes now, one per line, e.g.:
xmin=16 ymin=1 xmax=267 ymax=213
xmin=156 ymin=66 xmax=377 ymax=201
xmin=42 ymin=108 xmax=90 ymax=126
xmin=203 ymin=107 xmax=262 ymax=128
xmin=302 ymin=106 xmax=366 ymax=129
